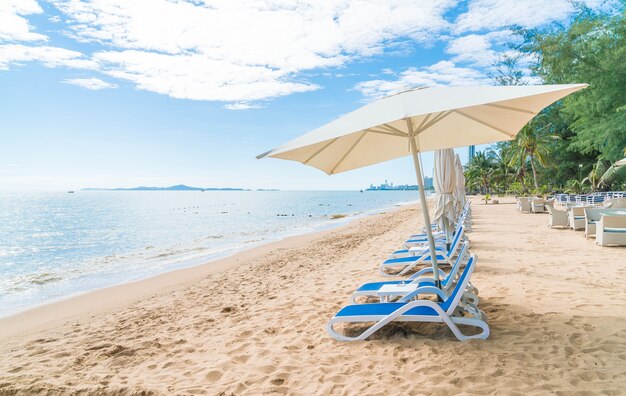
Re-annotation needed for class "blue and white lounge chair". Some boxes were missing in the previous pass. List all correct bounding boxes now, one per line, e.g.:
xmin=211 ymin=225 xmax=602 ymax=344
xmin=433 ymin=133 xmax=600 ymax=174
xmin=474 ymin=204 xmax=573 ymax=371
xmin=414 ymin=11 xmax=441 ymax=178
xmin=408 ymin=207 xmax=468 ymax=241
xmin=390 ymin=222 xmax=467 ymax=258
xmin=380 ymin=225 xmax=465 ymax=277
xmin=352 ymin=241 xmax=476 ymax=304
xmin=327 ymin=256 xmax=489 ymax=342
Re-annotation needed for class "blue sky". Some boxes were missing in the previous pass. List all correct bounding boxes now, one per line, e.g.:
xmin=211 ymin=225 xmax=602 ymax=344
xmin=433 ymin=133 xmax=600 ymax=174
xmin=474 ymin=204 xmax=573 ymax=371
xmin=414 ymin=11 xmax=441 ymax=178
xmin=0 ymin=0 xmax=617 ymax=191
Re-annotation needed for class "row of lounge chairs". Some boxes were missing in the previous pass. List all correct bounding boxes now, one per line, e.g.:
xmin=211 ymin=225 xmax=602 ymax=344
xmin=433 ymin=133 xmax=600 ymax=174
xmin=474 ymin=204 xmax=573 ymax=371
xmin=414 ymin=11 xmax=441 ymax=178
xmin=326 ymin=202 xmax=490 ymax=342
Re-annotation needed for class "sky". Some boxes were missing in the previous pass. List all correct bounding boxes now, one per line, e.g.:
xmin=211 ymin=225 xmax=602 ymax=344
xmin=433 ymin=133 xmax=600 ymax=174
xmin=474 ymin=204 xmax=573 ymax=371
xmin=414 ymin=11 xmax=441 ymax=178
xmin=0 ymin=0 xmax=619 ymax=191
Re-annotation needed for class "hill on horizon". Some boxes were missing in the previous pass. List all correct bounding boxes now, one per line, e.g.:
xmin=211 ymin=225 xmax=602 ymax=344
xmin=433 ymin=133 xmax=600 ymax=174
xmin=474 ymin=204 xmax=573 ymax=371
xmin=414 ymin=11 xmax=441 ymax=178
xmin=82 ymin=184 xmax=249 ymax=191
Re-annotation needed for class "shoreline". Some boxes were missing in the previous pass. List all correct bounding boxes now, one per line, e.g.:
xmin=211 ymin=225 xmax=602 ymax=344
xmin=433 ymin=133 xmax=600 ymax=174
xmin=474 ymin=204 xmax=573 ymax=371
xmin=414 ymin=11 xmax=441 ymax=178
xmin=0 ymin=202 xmax=409 ymax=340
xmin=0 ymin=193 xmax=420 ymax=324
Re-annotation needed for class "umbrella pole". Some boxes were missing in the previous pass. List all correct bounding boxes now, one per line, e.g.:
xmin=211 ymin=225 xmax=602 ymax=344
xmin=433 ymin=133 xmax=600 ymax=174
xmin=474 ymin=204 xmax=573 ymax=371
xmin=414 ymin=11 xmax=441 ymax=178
xmin=408 ymin=133 xmax=441 ymax=290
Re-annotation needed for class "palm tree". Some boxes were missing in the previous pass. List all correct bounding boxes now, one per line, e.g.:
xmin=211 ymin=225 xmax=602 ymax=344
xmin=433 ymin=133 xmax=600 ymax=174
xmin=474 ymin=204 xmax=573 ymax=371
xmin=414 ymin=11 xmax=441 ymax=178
xmin=583 ymin=159 xmax=609 ymax=192
xmin=465 ymin=151 xmax=494 ymax=194
xmin=565 ymin=179 xmax=584 ymax=194
xmin=507 ymin=116 xmax=559 ymax=189
xmin=584 ymin=158 xmax=626 ymax=191
xmin=486 ymin=147 xmax=514 ymax=193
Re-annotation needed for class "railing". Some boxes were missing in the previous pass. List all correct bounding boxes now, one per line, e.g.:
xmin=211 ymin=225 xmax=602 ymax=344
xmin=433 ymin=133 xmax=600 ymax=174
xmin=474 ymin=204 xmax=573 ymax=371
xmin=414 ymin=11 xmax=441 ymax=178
xmin=555 ymin=192 xmax=626 ymax=204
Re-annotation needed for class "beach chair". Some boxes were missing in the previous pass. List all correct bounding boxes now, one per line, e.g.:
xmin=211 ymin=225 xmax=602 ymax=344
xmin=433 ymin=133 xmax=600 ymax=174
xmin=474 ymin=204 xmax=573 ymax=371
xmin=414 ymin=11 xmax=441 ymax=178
xmin=392 ymin=222 xmax=467 ymax=258
xmin=380 ymin=225 xmax=464 ymax=277
xmin=603 ymin=197 xmax=626 ymax=209
xmin=407 ymin=206 xmax=469 ymax=242
xmin=517 ymin=197 xmax=531 ymax=213
xmin=547 ymin=205 xmax=568 ymax=229
xmin=596 ymin=215 xmax=626 ymax=247
xmin=568 ymin=206 xmax=589 ymax=231
xmin=352 ymin=241 xmax=475 ymax=303
xmin=531 ymin=198 xmax=545 ymax=213
xmin=327 ymin=255 xmax=489 ymax=342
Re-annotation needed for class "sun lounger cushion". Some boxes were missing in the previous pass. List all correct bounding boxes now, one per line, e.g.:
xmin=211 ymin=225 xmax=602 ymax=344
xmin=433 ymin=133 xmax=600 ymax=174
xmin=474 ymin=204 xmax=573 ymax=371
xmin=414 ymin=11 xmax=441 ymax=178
xmin=335 ymin=302 xmax=439 ymax=317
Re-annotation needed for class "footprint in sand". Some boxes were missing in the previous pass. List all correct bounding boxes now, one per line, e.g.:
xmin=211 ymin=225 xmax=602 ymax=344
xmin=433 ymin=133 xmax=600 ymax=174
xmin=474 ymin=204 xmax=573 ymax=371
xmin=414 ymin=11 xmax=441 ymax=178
xmin=205 ymin=369 xmax=223 ymax=381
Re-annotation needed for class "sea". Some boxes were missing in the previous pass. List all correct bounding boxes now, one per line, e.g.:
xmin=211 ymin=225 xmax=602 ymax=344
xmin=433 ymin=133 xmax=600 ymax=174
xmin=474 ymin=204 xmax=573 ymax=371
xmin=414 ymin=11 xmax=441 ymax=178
xmin=0 ymin=190 xmax=421 ymax=317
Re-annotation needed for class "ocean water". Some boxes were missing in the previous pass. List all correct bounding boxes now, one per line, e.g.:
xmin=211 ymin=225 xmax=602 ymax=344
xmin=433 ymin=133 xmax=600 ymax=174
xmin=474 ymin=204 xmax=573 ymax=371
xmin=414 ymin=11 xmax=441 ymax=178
xmin=0 ymin=190 xmax=420 ymax=317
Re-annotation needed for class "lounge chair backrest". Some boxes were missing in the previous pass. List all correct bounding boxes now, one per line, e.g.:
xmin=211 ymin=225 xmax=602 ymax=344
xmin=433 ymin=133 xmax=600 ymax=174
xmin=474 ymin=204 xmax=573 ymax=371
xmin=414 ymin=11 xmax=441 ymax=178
xmin=445 ymin=224 xmax=464 ymax=258
xmin=442 ymin=241 xmax=470 ymax=287
xmin=441 ymin=255 xmax=476 ymax=314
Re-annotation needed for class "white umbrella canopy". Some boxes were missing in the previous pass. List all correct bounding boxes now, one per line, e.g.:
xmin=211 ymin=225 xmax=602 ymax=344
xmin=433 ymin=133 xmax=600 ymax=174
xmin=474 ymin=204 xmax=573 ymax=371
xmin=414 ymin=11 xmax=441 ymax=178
xmin=433 ymin=149 xmax=457 ymax=243
xmin=259 ymin=84 xmax=587 ymax=174
xmin=258 ymin=84 xmax=588 ymax=288
xmin=454 ymin=153 xmax=466 ymax=216
xmin=616 ymin=157 xmax=626 ymax=166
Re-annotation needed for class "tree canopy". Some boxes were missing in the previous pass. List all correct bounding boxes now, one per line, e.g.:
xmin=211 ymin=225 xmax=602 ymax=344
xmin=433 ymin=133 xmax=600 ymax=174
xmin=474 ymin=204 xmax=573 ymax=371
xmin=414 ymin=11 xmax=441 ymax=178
xmin=465 ymin=6 xmax=626 ymax=195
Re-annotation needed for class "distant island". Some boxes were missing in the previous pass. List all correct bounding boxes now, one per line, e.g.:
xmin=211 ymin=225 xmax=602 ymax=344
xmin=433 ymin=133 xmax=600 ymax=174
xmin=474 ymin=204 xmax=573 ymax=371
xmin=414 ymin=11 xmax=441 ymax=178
xmin=82 ymin=184 xmax=251 ymax=191
xmin=366 ymin=178 xmax=434 ymax=191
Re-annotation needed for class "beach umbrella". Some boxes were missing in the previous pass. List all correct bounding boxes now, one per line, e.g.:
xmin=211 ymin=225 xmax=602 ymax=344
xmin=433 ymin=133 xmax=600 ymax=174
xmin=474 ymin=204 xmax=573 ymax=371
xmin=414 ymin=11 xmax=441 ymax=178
xmin=454 ymin=153 xmax=466 ymax=216
xmin=257 ymin=84 xmax=587 ymax=288
xmin=433 ymin=149 xmax=457 ymax=245
xmin=616 ymin=158 xmax=626 ymax=166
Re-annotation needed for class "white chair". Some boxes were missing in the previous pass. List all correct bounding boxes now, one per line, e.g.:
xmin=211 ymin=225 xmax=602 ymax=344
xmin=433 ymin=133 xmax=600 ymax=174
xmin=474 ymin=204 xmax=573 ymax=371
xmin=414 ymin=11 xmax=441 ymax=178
xmin=547 ymin=206 xmax=568 ymax=228
xmin=596 ymin=215 xmax=626 ymax=247
xmin=568 ymin=206 xmax=589 ymax=231
xmin=582 ymin=208 xmax=623 ymax=238
xmin=517 ymin=197 xmax=531 ymax=213
xmin=603 ymin=197 xmax=626 ymax=209
xmin=531 ymin=198 xmax=545 ymax=213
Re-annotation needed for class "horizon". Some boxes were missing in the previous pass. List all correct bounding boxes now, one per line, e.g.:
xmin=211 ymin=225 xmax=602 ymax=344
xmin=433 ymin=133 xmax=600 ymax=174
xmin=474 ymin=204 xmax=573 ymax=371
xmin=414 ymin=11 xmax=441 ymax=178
xmin=1 ymin=0 xmax=620 ymax=191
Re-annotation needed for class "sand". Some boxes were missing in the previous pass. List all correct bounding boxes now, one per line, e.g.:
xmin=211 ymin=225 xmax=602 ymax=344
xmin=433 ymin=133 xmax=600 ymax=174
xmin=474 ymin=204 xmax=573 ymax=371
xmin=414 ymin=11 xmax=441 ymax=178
xmin=1 ymin=197 xmax=625 ymax=395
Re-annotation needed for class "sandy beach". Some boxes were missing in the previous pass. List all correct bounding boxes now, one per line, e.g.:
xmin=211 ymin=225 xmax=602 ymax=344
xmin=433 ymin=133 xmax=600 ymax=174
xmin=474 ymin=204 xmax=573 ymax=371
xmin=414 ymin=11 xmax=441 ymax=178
xmin=1 ymin=197 xmax=625 ymax=395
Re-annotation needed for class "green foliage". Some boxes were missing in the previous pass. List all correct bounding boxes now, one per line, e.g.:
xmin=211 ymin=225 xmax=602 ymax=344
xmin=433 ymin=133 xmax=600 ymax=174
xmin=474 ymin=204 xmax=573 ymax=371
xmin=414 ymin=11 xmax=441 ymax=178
xmin=489 ymin=54 xmax=525 ymax=86
xmin=517 ymin=7 xmax=626 ymax=161
xmin=465 ymin=8 xmax=626 ymax=194
xmin=507 ymin=114 xmax=560 ymax=188
xmin=565 ymin=179 xmax=585 ymax=194
xmin=464 ymin=151 xmax=494 ymax=194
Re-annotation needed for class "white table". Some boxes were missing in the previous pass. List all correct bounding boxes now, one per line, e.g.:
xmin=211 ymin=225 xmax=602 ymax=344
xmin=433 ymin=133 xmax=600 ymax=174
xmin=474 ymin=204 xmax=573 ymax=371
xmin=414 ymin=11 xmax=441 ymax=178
xmin=377 ymin=283 xmax=420 ymax=302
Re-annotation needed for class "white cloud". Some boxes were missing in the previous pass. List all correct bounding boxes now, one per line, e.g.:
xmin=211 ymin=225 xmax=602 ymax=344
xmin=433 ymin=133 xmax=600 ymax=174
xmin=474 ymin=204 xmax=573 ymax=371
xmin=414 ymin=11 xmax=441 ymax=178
xmin=454 ymin=0 xmax=618 ymax=33
xmin=354 ymin=61 xmax=490 ymax=99
xmin=0 ymin=44 xmax=98 ymax=71
xmin=1 ymin=0 xmax=618 ymax=108
xmin=63 ymin=77 xmax=117 ymax=90
xmin=0 ymin=0 xmax=47 ymax=42
xmin=445 ymin=30 xmax=521 ymax=67
xmin=92 ymin=50 xmax=320 ymax=102
xmin=223 ymin=102 xmax=263 ymax=111
xmin=45 ymin=0 xmax=455 ymax=103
